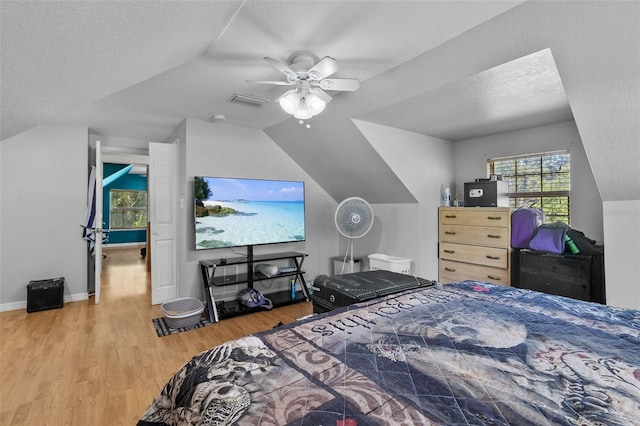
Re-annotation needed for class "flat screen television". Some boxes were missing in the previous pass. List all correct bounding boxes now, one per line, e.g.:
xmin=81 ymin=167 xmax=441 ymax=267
xmin=194 ymin=176 xmax=305 ymax=250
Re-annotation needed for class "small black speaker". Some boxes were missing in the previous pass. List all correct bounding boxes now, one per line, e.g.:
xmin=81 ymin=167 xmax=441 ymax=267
xmin=27 ymin=277 xmax=65 ymax=313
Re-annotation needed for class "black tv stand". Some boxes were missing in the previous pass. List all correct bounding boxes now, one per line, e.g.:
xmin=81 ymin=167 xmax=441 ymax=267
xmin=199 ymin=249 xmax=309 ymax=322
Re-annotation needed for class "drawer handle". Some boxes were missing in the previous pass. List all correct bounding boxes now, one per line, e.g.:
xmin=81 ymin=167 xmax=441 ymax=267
xmin=445 ymin=215 xmax=457 ymax=219
xmin=445 ymin=231 xmax=456 ymax=235
xmin=487 ymin=234 xmax=502 ymax=239
xmin=487 ymin=275 xmax=502 ymax=281
xmin=444 ymin=249 xmax=455 ymax=254
xmin=487 ymin=216 xmax=502 ymax=220
xmin=486 ymin=255 xmax=501 ymax=260
xmin=445 ymin=267 xmax=456 ymax=272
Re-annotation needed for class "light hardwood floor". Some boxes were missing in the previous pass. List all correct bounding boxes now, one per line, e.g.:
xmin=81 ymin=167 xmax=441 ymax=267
xmin=0 ymin=247 xmax=312 ymax=425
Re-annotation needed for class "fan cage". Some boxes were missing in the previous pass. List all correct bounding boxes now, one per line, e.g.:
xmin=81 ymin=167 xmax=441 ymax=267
xmin=335 ymin=197 xmax=373 ymax=239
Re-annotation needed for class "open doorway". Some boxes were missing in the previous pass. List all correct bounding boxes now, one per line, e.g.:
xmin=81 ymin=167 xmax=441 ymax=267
xmin=101 ymin=162 xmax=151 ymax=299
xmin=90 ymin=141 xmax=177 ymax=306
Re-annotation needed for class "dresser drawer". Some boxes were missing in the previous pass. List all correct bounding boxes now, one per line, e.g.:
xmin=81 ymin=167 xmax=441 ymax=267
xmin=439 ymin=224 xmax=510 ymax=248
xmin=439 ymin=208 xmax=510 ymax=227
xmin=439 ymin=242 xmax=508 ymax=269
xmin=439 ymin=259 xmax=510 ymax=286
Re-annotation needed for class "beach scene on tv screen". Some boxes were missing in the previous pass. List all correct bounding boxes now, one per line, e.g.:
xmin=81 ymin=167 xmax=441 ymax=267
xmin=194 ymin=177 xmax=305 ymax=249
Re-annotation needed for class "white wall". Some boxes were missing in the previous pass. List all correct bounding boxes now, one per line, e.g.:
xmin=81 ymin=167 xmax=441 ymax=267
xmin=603 ymin=201 xmax=640 ymax=310
xmin=353 ymin=120 xmax=455 ymax=280
xmin=0 ymin=124 xmax=89 ymax=310
xmin=453 ymin=121 xmax=603 ymax=243
xmin=0 ymin=145 xmax=3 ymax=295
xmin=181 ymin=118 xmax=338 ymax=301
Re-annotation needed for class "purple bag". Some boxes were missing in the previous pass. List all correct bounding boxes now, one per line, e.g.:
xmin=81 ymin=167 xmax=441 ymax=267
xmin=528 ymin=222 xmax=569 ymax=254
xmin=511 ymin=207 xmax=545 ymax=248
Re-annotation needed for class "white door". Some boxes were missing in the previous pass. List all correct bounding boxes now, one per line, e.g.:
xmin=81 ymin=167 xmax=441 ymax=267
xmin=149 ymin=142 xmax=178 ymax=305
xmin=94 ymin=141 xmax=103 ymax=304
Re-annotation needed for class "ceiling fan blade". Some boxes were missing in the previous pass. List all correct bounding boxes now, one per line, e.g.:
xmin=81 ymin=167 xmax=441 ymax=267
xmin=308 ymin=56 xmax=339 ymax=80
xmin=264 ymin=57 xmax=297 ymax=79
xmin=316 ymin=78 xmax=360 ymax=92
xmin=313 ymin=88 xmax=333 ymax=104
xmin=246 ymin=80 xmax=294 ymax=86
xmin=275 ymin=89 xmax=298 ymax=102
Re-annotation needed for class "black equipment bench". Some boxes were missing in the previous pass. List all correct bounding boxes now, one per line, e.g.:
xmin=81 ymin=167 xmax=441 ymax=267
xmin=311 ymin=270 xmax=435 ymax=313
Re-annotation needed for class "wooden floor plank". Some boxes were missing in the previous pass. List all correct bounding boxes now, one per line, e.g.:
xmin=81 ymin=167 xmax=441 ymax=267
xmin=0 ymin=247 xmax=312 ymax=424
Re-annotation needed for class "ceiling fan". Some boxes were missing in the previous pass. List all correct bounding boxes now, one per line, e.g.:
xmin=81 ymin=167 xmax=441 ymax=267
xmin=246 ymin=52 xmax=360 ymax=120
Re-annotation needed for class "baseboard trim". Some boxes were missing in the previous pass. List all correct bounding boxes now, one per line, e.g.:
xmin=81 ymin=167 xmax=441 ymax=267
xmin=0 ymin=292 xmax=89 ymax=312
xmin=104 ymin=242 xmax=146 ymax=248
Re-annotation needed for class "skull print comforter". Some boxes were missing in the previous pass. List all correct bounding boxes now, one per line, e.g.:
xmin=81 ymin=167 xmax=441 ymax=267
xmin=138 ymin=281 xmax=640 ymax=425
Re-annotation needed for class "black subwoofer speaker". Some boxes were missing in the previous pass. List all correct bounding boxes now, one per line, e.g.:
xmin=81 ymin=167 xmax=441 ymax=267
xmin=27 ymin=277 xmax=65 ymax=313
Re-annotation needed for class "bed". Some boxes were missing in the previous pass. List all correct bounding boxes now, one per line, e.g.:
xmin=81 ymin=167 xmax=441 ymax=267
xmin=138 ymin=278 xmax=640 ymax=425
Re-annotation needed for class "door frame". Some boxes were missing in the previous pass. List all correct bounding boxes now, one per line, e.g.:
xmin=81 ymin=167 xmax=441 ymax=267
xmin=95 ymin=147 xmax=152 ymax=303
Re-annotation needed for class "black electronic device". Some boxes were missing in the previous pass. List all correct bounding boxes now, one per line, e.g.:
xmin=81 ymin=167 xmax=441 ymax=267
xmin=464 ymin=180 xmax=509 ymax=207
xmin=219 ymin=258 xmax=227 ymax=265
xmin=27 ymin=277 xmax=65 ymax=313
xmin=311 ymin=270 xmax=435 ymax=313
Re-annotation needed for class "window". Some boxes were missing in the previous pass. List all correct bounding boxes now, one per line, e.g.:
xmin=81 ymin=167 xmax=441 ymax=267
xmin=109 ymin=190 xmax=147 ymax=229
xmin=488 ymin=151 xmax=570 ymax=223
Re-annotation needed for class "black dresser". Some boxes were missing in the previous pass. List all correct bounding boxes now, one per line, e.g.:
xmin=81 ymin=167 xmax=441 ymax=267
xmin=518 ymin=249 xmax=605 ymax=304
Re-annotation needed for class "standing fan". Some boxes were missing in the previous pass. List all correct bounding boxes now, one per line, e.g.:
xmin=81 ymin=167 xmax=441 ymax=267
xmin=335 ymin=197 xmax=374 ymax=273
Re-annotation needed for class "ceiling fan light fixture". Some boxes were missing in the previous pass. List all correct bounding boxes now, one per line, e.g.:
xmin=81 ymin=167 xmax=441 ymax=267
xmin=293 ymin=98 xmax=312 ymax=120
xmin=280 ymin=89 xmax=324 ymax=119
xmin=306 ymin=93 xmax=326 ymax=115
xmin=279 ymin=90 xmax=300 ymax=115
xmin=293 ymin=110 xmax=312 ymax=120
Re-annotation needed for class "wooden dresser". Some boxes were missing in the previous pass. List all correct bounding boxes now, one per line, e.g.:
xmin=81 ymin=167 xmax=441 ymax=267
xmin=438 ymin=207 xmax=512 ymax=286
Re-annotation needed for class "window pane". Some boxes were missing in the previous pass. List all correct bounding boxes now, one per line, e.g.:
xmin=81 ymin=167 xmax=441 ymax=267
xmin=543 ymin=153 xmax=570 ymax=173
xmin=517 ymin=157 xmax=541 ymax=174
xmin=112 ymin=191 xmax=147 ymax=207
xmin=111 ymin=209 xmax=147 ymax=229
xmin=110 ymin=190 xmax=147 ymax=229
xmin=493 ymin=160 xmax=515 ymax=176
xmin=540 ymin=197 xmax=569 ymax=223
xmin=542 ymin=172 xmax=570 ymax=191
xmin=489 ymin=151 xmax=570 ymax=225
xmin=516 ymin=175 xmax=541 ymax=192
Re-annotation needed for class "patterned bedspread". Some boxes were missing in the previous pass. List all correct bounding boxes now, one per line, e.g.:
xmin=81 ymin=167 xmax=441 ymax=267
xmin=138 ymin=281 xmax=640 ymax=425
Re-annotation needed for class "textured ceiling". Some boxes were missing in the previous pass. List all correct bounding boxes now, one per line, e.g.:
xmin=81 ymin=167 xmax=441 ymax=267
xmin=358 ymin=49 xmax=573 ymax=141
xmin=1 ymin=0 xmax=530 ymax=143
xmin=5 ymin=0 xmax=608 ymax=205
xmin=0 ymin=1 xmax=241 ymax=141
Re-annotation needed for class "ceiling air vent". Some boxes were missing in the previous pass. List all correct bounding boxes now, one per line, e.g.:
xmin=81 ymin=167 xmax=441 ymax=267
xmin=227 ymin=93 xmax=270 ymax=107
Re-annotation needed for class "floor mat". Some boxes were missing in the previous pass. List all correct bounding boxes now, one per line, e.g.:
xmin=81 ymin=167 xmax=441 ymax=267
xmin=152 ymin=314 xmax=212 ymax=337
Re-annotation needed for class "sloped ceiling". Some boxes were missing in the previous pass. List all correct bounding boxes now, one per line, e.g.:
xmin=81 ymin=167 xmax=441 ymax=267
xmin=0 ymin=1 xmax=522 ymax=141
xmin=358 ymin=49 xmax=573 ymax=142
xmin=2 ymin=1 xmax=638 ymax=202
xmin=0 ymin=1 xmax=242 ymax=140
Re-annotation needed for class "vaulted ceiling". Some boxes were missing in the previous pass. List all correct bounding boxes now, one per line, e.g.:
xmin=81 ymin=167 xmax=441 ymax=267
xmin=1 ymin=1 xmax=526 ymax=142
xmin=2 ymin=1 xmax=638 ymax=202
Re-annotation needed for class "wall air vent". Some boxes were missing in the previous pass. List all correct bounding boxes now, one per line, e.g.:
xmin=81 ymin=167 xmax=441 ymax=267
xmin=227 ymin=93 xmax=270 ymax=107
